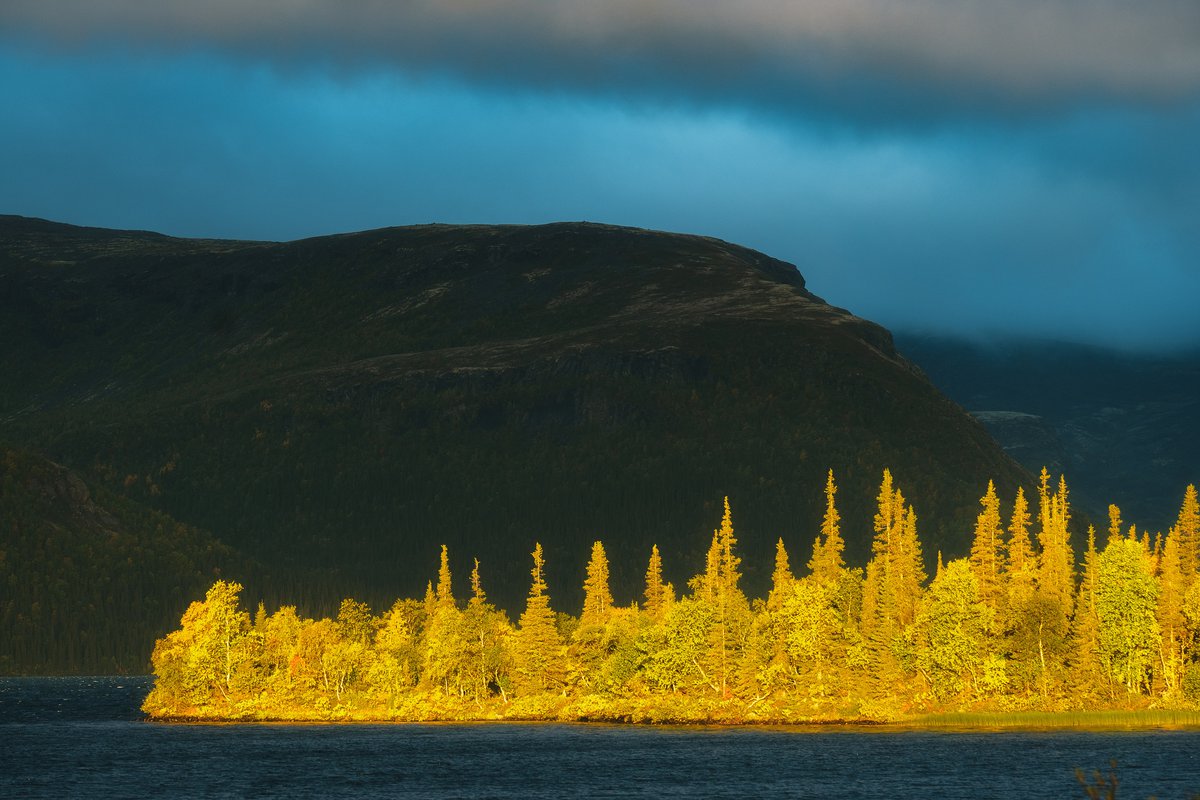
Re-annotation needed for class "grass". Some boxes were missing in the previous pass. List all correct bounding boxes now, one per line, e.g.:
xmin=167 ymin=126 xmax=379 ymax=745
xmin=910 ymin=709 xmax=1200 ymax=730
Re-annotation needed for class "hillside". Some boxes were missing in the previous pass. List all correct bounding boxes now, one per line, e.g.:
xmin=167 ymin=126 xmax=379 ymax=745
xmin=0 ymin=216 xmax=1031 ymax=654
xmin=897 ymin=335 xmax=1200 ymax=534
xmin=0 ymin=446 xmax=247 ymax=673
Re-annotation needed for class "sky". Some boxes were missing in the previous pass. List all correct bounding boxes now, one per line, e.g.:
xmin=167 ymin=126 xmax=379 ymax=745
xmin=2 ymin=2 xmax=1199 ymax=349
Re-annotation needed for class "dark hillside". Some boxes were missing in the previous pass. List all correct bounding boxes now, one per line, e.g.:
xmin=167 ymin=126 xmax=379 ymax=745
xmin=0 ymin=446 xmax=249 ymax=673
xmin=1 ymin=217 xmax=1030 ymax=665
xmin=897 ymin=334 xmax=1200 ymax=534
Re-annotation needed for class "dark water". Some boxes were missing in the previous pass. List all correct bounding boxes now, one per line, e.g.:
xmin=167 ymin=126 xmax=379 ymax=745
xmin=3 ymin=678 xmax=1200 ymax=799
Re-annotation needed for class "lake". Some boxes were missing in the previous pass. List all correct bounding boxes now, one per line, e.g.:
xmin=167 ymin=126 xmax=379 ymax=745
xmin=2 ymin=677 xmax=1199 ymax=798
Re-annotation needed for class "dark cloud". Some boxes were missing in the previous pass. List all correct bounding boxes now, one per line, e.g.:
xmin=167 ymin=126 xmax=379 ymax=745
xmin=3 ymin=0 xmax=1199 ymax=352
xmin=4 ymin=40 xmax=1198 ymax=350
xmin=4 ymin=0 xmax=1200 ymax=119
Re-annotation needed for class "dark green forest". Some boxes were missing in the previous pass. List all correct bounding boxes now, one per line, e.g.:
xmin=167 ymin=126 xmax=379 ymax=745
xmin=0 ymin=448 xmax=239 ymax=673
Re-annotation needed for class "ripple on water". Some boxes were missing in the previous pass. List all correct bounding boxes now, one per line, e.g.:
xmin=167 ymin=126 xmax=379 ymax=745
xmin=2 ymin=677 xmax=1199 ymax=799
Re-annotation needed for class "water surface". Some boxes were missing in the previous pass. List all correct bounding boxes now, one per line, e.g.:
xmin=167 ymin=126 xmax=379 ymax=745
xmin=2 ymin=677 xmax=1198 ymax=798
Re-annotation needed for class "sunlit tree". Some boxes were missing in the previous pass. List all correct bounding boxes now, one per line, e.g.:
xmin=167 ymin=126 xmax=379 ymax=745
xmin=1096 ymin=538 xmax=1160 ymax=694
xmin=968 ymin=480 xmax=1005 ymax=613
xmin=581 ymin=540 xmax=614 ymax=626
xmin=914 ymin=559 xmax=995 ymax=700
xmin=513 ymin=543 xmax=564 ymax=694
xmin=808 ymin=469 xmax=845 ymax=585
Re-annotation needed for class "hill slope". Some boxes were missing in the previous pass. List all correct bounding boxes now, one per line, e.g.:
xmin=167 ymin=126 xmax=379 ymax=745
xmin=1 ymin=216 xmax=1029 ymax=637
xmin=0 ymin=446 xmax=246 ymax=673
xmin=897 ymin=334 xmax=1200 ymax=534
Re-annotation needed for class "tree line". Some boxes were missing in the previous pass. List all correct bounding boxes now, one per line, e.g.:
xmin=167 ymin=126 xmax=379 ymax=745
xmin=142 ymin=469 xmax=1200 ymax=722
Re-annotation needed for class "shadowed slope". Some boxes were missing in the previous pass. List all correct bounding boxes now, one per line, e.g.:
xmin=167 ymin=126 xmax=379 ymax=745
xmin=1 ymin=217 xmax=1029 ymax=640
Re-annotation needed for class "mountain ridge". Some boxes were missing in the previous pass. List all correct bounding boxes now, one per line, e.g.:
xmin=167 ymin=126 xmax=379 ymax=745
xmin=1 ymin=215 xmax=1031 ymax=670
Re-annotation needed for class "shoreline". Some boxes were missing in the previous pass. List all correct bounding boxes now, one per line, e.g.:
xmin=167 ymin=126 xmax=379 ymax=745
xmin=142 ymin=708 xmax=1200 ymax=731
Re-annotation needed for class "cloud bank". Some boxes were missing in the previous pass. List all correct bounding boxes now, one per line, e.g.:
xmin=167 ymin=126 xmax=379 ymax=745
xmin=6 ymin=0 xmax=1200 ymax=110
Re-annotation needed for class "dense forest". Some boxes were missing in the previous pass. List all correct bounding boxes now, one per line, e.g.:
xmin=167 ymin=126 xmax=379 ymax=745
xmin=143 ymin=470 xmax=1200 ymax=722
xmin=0 ymin=447 xmax=244 ymax=674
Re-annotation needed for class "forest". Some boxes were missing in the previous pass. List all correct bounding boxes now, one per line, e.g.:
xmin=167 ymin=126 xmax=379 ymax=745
xmin=142 ymin=469 xmax=1200 ymax=723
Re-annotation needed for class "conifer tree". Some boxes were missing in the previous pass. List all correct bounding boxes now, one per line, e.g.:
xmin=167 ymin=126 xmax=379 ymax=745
xmin=581 ymin=540 xmax=614 ymax=625
xmin=1175 ymin=485 xmax=1200 ymax=589
xmin=969 ymin=480 xmax=1005 ymax=612
xmin=644 ymin=545 xmax=668 ymax=620
xmin=1025 ymin=471 xmax=1075 ymax=693
xmin=1068 ymin=525 xmax=1103 ymax=695
xmin=861 ymin=471 xmax=925 ymax=684
xmin=1108 ymin=505 xmax=1124 ymax=547
xmin=873 ymin=469 xmax=898 ymax=560
xmin=699 ymin=530 xmax=722 ymax=601
xmin=1037 ymin=467 xmax=1052 ymax=536
xmin=768 ymin=538 xmax=795 ymax=612
xmin=1000 ymin=486 xmax=1046 ymax=694
xmin=715 ymin=496 xmax=741 ymax=598
xmin=424 ymin=546 xmax=465 ymax=694
xmin=460 ymin=560 xmax=513 ymax=702
xmin=1157 ymin=529 xmax=1187 ymax=694
xmin=861 ymin=471 xmax=898 ymax=679
xmin=514 ymin=543 xmax=564 ymax=693
xmin=808 ymin=469 xmax=846 ymax=585
xmin=1036 ymin=472 xmax=1076 ymax=616
xmin=1007 ymin=487 xmax=1034 ymax=572
xmin=1004 ymin=487 xmax=1036 ymax=612
xmin=422 ymin=581 xmax=436 ymax=618
xmin=890 ymin=497 xmax=926 ymax=629
xmin=470 ymin=558 xmax=486 ymax=605
xmin=859 ymin=559 xmax=882 ymax=649
xmin=695 ymin=497 xmax=749 ymax=697
xmin=436 ymin=544 xmax=454 ymax=609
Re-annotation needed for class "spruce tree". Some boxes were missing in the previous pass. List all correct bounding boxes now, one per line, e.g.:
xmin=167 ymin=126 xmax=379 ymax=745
xmin=1005 ymin=486 xmax=1036 ymax=610
xmin=422 ymin=581 xmax=436 ymax=618
xmin=514 ymin=543 xmax=563 ymax=693
xmin=700 ymin=497 xmax=749 ymax=697
xmin=716 ymin=496 xmax=741 ymax=597
xmin=969 ymin=480 xmax=1005 ymax=612
xmin=581 ymin=540 xmax=614 ymax=625
xmin=861 ymin=470 xmax=922 ymax=684
xmin=699 ymin=530 xmax=721 ymax=601
xmin=424 ymin=545 xmax=464 ymax=694
xmin=1157 ymin=529 xmax=1187 ymax=694
xmin=436 ymin=544 xmax=454 ymax=609
xmin=1036 ymin=472 xmax=1076 ymax=616
xmin=873 ymin=469 xmax=898 ymax=560
xmin=890 ymin=502 xmax=926 ymax=628
xmin=1068 ymin=525 xmax=1103 ymax=696
xmin=1175 ymin=485 xmax=1200 ymax=589
xmin=808 ymin=469 xmax=846 ymax=585
xmin=1107 ymin=505 xmax=1124 ymax=547
xmin=470 ymin=558 xmax=486 ymax=605
xmin=460 ymin=559 xmax=511 ymax=702
xmin=644 ymin=544 xmax=667 ymax=620
xmin=768 ymin=538 xmax=795 ymax=612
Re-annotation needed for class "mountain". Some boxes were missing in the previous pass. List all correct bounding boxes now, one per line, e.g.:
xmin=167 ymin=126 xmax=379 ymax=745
xmin=1 ymin=215 xmax=1030 ymax=663
xmin=0 ymin=446 xmax=247 ymax=674
xmin=896 ymin=334 xmax=1200 ymax=535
